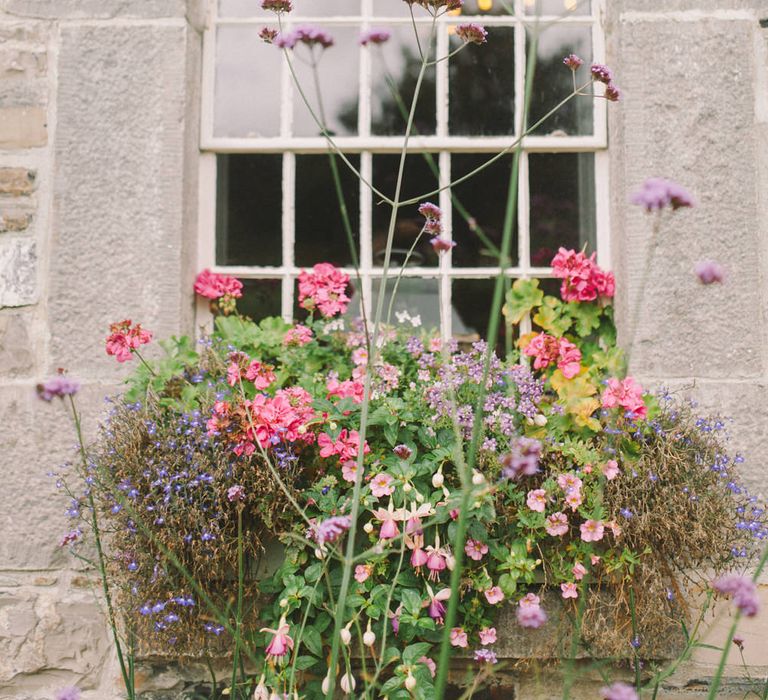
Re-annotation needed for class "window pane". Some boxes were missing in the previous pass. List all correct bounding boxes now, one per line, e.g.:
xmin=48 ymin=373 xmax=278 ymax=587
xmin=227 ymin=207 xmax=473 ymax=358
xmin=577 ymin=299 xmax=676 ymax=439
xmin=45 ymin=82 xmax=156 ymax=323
xmin=525 ymin=0 xmax=590 ymax=15
xmin=219 ymin=0 xmax=363 ymax=16
xmin=292 ymin=26 xmax=360 ymax=137
xmin=295 ymin=154 xmax=361 ymax=267
xmin=450 ymin=153 xmax=518 ymax=267
xmin=214 ymin=27 xmax=281 ymax=138
xmin=238 ymin=279 xmax=282 ymax=321
xmin=216 ymin=155 xmax=283 ymax=267
xmin=529 ymin=26 xmax=593 ymax=136
xmin=370 ymin=25 xmax=437 ymax=136
xmin=218 ymin=0 xmax=268 ymax=17
xmin=451 ymin=278 xmax=514 ymax=352
xmin=459 ymin=0 xmax=516 ymax=16
xmin=373 ymin=277 xmax=442 ymax=330
xmin=449 ymin=26 xmax=515 ymax=135
xmin=371 ymin=0 xmax=417 ymax=16
xmin=528 ymin=153 xmax=595 ymax=266
xmin=372 ymin=155 xmax=440 ymax=268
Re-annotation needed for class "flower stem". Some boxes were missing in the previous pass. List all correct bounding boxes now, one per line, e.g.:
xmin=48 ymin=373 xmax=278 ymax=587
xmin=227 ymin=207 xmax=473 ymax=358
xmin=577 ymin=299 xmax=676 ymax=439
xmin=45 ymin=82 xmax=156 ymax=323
xmin=230 ymin=508 xmax=244 ymax=699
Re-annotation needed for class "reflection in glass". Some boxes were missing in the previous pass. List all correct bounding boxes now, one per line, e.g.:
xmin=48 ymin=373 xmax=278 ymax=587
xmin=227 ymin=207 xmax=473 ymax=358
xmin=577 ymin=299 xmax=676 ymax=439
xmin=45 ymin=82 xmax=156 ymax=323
xmin=370 ymin=25 xmax=437 ymax=136
xmin=295 ymin=154 xmax=361 ymax=267
xmin=450 ymin=154 xmax=518 ymax=267
xmin=214 ymin=26 xmax=281 ymax=137
xmin=449 ymin=27 xmax=515 ymax=135
xmin=528 ymin=153 xmax=595 ymax=266
xmin=372 ymin=155 xmax=440 ymax=268
xmin=373 ymin=277 xmax=442 ymax=330
xmin=529 ymin=26 xmax=593 ymax=135
xmin=292 ymin=26 xmax=360 ymax=137
xmin=459 ymin=0 xmax=513 ymax=16
xmin=216 ymin=155 xmax=282 ymax=267
xmin=451 ymin=278 xmax=513 ymax=352
xmin=525 ymin=0 xmax=590 ymax=15
xmin=371 ymin=0 xmax=417 ymax=16
xmin=239 ymin=279 xmax=282 ymax=321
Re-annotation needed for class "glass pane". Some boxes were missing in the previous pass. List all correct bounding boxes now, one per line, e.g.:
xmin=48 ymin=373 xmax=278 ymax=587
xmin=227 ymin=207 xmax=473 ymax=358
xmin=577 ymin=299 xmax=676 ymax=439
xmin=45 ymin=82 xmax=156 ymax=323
xmin=451 ymin=278 xmax=512 ymax=350
xmin=239 ymin=279 xmax=282 ymax=321
xmin=449 ymin=26 xmax=515 ymax=135
xmin=373 ymin=277 xmax=442 ymax=331
xmin=214 ymin=26 xmax=282 ymax=138
xmin=218 ymin=0 xmax=268 ymax=16
xmin=372 ymin=154 xmax=440 ymax=268
xmin=528 ymin=153 xmax=595 ymax=266
xmin=292 ymin=26 xmax=360 ymax=137
xmin=370 ymin=25 xmax=437 ymax=136
xmin=219 ymin=0 xmax=362 ymax=16
xmin=459 ymin=0 xmax=515 ymax=16
xmin=525 ymin=0 xmax=590 ymax=15
xmin=295 ymin=154 xmax=361 ymax=267
xmin=371 ymin=0 xmax=422 ymax=16
xmin=450 ymin=153 xmax=518 ymax=267
xmin=529 ymin=26 xmax=593 ymax=135
xmin=216 ymin=155 xmax=282 ymax=267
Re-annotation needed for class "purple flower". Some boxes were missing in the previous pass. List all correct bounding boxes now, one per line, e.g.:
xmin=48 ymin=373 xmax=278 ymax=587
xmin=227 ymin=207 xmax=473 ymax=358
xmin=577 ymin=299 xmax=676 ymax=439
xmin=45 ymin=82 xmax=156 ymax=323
xmin=500 ymin=437 xmax=542 ymax=479
xmin=259 ymin=26 xmax=278 ymax=44
xmin=261 ymin=0 xmax=292 ymax=11
xmin=430 ymin=237 xmax=456 ymax=253
xmin=695 ymin=260 xmax=725 ymax=285
xmin=309 ymin=515 xmax=352 ymax=546
xmin=227 ymin=485 xmax=246 ymax=502
xmin=713 ymin=575 xmax=760 ymax=617
xmin=455 ymin=23 xmax=488 ymax=45
xmin=277 ymin=25 xmax=334 ymax=50
xmin=418 ymin=202 xmax=442 ymax=221
xmin=359 ymin=28 xmax=391 ymax=46
xmin=630 ymin=177 xmax=695 ymax=212
xmin=590 ymin=63 xmax=614 ymax=84
xmin=604 ymin=83 xmax=621 ymax=102
xmin=733 ymin=634 xmax=745 ymax=650
xmin=59 ymin=530 xmax=81 ymax=547
xmin=37 ymin=376 xmax=80 ymax=402
xmin=54 ymin=688 xmax=81 ymax=700
xmin=601 ymin=682 xmax=638 ymax=700
xmin=563 ymin=53 xmax=583 ymax=70
xmin=516 ymin=603 xmax=547 ymax=628
xmin=393 ymin=444 xmax=413 ymax=460
xmin=473 ymin=648 xmax=497 ymax=664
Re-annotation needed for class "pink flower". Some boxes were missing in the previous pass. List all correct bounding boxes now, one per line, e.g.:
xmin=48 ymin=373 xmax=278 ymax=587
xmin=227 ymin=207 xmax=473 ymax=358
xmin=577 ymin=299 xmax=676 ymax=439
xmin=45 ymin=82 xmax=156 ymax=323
xmin=551 ymin=247 xmax=615 ymax=303
xmin=261 ymin=616 xmax=294 ymax=659
xmin=370 ymin=472 xmax=395 ymax=498
xmin=105 ymin=320 xmax=152 ymax=363
xmin=450 ymin=628 xmax=468 ymax=648
xmin=572 ymin=562 xmax=587 ymax=580
xmin=601 ymin=682 xmax=639 ymax=700
xmin=607 ymin=520 xmax=622 ymax=537
xmin=602 ymin=377 xmax=647 ymax=419
xmin=351 ymin=347 xmax=368 ymax=365
xmin=464 ymin=539 xmax=488 ymax=561
xmin=245 ymin=360 xmax=276 ymax=389
xmin=602 ymin=459 xmax=620 ymax=480
xmin=298 ymin=263 xmax=351 ymax=318
xmin=557 ymin=338 xmax=582 ymax=378
xmin=524 ymin=333 xmax=582 ymax=378
xmin=318 ymin=429 xmax=370 ymax=462
xmin=561 ymin=582 xmax=579 ymax=599
xmin=326 ymin=377 xmax=365 ymax=404
xmin=527 ymin=489 xmax=547 ymax=512
xmin=565 ymin=489 xmax=583 ymax=511
xmin=425 ymin=539 xmax=448 ymax=581
xmin=695 ymin=260 xmax=726 ymax=285
xmin=517 ymin=601 xmax=547 ymax=629
xmin=580 ymin=519 xmax=605 ymax=543
xmin=419 ymin=656 xmax=437 ymax=678
xmin=341 ymin=460 xmax=359 ymax=483
xmin=354 ymin=564 xmax=372 ymax=583
xmin=283 ymin=324 xmax=313 ymax=346
xmin=545 ymin=512 xmax=569 ymax=536
xmin=194 ymin=268 xmax=243 ymax=300
xmin=630 ymin=177 xmax=695 ymax=212
xmin=410 ymin=546 xmax=429 ymax=571
xmin=371 ymin=502 xmax=403 ymax=540
xmin=591 ymin=554 xmax=601 ymax=566
xmin=519 ymin=593 xmax=540 ymax=608
xmin=430 ymin=236 xmax=456 ymax=253
xmin=713 ymin=575 xmax=760 ymax=617
xmin=479 ymin=627 xmax=497 ymax=645
xmin=557 ymin=473 xmax=582 ymax=492
xmin=425 ymin=585 xmax=451 ymax=624
xmin=484 ymin=586 xmax=504 ymax=604
xmin=359 ymin=28 xmax=391 ymax=45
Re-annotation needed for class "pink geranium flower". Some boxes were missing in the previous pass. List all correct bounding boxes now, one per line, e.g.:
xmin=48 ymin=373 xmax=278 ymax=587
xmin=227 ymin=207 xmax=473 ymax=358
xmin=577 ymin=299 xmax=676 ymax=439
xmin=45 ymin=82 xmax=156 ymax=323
xmin=326 ymin=377 xmax=365 ymax=404
xmin=527 ymin=488 xmax=548 ymax=512
xmin=464 ymin=539 xmax=488 ymax=561
xmin=602 ymin=377 xmax=647 ymax=419
xmin=479 ymin=627 xmax=497 ymax=645
xmin=524 ymin=333 xmax=582 ymax=379
xmin=545 ymin=512 xmax=569 ymax=536
xmin=194 ymin=268 xmax=243 ymax=300
xmin=484 ymin=586 xmax=504 ymax=604
xmin=283 ymin=324 xmax=313 ymax=346
xmin=261 ymin=616 xmax=294 ymax=659
xmin=318 ymin=429 xmax=370 ymax=462
xmin=551 ymin=247 xmax=615 ymax=303
xmin=561 ymin=582 xmax=579 ymax=599
xmin=449 ymin=627 xmax=468 ymax=648
xmin=580 ymin=519 xmax=605 ymax=542
xmin=298 ymin=263 xmax=350 ymax=318
xmin=370 ymin=472 xmax=395 ymax=498
xmin=106 ymin=320 xmax=152 ymax=363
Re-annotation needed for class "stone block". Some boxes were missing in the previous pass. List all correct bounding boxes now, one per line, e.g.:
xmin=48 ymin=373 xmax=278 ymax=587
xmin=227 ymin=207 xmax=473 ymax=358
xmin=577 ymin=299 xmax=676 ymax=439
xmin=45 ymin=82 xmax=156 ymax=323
xmin=0 ymin=49 xmax=46 ymax=80
xmin=0 ymin=167 xmax=35 ymax=196
xmin=0 ymin=0 xmax=186 ymax=19
xmin=0 ymin=310 xmax=36 ymax=375
xmin=0 ymin=106 xmax=46 ymax=148
xmin=0 ymin=237 xmax=36 ymax=307
xmin=617 ymin=1 xmax=763 ymax=12
xmin=0 ymin=211 xmax=32 ymax=231
xmin=49 ymin=24 xmax=194 ymax=375
xmin=0 ymin=24 xmax=46 ymax=44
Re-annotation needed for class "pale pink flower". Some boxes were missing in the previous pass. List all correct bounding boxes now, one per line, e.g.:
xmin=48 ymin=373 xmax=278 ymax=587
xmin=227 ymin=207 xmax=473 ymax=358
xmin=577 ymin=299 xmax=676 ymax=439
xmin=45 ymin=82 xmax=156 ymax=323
xmin=450 ymin=627 xmax=468 ymax=648
xmin=298 ymin=263 xmax=350 ymax=318
xmin=464 ymin=539 xmax=488 ymax=561
xmin=517 ymin=601 xmax=547 ymax=629
xmin=283 ymin=324 xmax=313 ymax=346
xmin=105 ymin=320 xmax=152 ymax=363
xmin=557 ymin=473 xmax=582 ymax=492
xmin=479 ymin=627 xmax=497 ymax=645
xmin=429 ymin=336 xmax=443 ymax=353
xmin=351 ymin=347 xmax=368 ymax=365
xmin=591 ymin=554 xmax=601 ymax=566
xmin=370 ymin=472 xmax=395 ymax=498
xmin=580 ymin=519 xmax=605 ymax=543
xmin=341 ymin=460 xmax=358 ymax=483
xmin=526 ymin=488 xmax=547 ymax=512
xmin=371 ymin=502 xmax=404 ymax=540
xmin=425 ymin=539 xmax=448 ymax=581
xmin=261 ymin=616 xmax=294 ymax=659
xmin=572 ymin=562 xmax=587 ymax=580
xmin=545 ymin=512 xmax=569 ymax=537
xmin=557 ymin=337 xmax=582 ymax=378
xmin=607 ymin=520 xmax=622 ymax=537
xmin=355 ymin=564 xmax=372 ymax=583
xmin=602 ymin=459 xmax=620 ymax=480
xmin=565 ymin=489 xmax=583 ymax=511
xmin=519 ymin=593 xmax=541 ymax=608
xmin=561 ymin=582 xmax=579 ymax=599
xmin=602 ymin=377 xmax=647 ymax=419
xmin=420 ymin=656 xmax=437 ymax=677
xmin=484 ymin=586 xmax=504 ymax=604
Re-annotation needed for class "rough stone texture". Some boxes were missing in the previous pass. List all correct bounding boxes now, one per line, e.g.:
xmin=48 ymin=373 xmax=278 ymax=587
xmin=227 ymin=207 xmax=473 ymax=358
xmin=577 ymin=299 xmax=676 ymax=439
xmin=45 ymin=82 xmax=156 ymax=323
xmin=0 ymin=106 xmax=46 ymax=148
xmin=0 ymin=0 xmax=187 ymax=20
xmin=0 ymin=310 xmax=36 ymax=375
xmin=0 ymin=167 xmax=35 ymax=196
xmin=0 ymin=211 xmax=31 ymax=231
xmin=0 ymin=237 xmax=36 ymax=306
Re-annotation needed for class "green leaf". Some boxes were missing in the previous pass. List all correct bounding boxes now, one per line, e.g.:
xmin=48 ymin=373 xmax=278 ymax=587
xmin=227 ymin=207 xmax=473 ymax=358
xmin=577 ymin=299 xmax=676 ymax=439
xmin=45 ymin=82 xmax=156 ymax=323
xmin=503 ymin=278 xmax=544 ymax=325
xmin=400 ymin=589 xmax=422 ymax=616
xmin=532 ymin=297 xmax=571 ymax=336
xmin=293 ymin=655 xmax=319 ymax=671
xmin=384 ymin=422 xmax=399 ymax=447
xmin=403 ymin=642 xmax=433 ymax=665
xmin=304 ymin=562 xmax=322 ymax=583
xmin=301 ymin=627 xmax=323 ymax=657
xmin=380 ymin=676 xmax=403 ymax=694
xmin=567 ymin=301 xmax=603 ymax=337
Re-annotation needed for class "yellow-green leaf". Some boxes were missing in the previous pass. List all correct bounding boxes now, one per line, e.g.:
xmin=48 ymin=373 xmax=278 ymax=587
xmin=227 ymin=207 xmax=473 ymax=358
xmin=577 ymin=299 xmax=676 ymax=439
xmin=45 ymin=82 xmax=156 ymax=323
xmin=503 ymin=278 xmax=544 ymax=325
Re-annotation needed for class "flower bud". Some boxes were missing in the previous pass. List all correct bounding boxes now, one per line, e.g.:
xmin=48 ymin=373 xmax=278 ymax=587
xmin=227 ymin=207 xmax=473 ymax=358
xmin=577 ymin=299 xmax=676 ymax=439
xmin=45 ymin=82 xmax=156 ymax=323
xmin=340 ymin=626 xmax=352 ymax=645
xmin=340 ymin=673 xmax=356 ymax=693
xmin=526 ymin=417 xmax=534 ymax=426
xmin=363 ymin=620 xmax=376 ymax=647
xmin=329 ymin=421 xmax=338 ymax=430
xmin=279 ymin=598 xmax=288 ymax=608
xmin=414 ymin=491 xmax=424 ymax=503
xmin=403 ymin=482 xmax=412 ymax=493
xmin=472 ymin=471 xmax=485 ymax=486
xmin=321 ymin=674 xmax=331 ymax=694
xmin=432 ymin=470 xmax=444 ymax=488
xmin=314 ymin=548 xmax=324 ymax=559
xmin=405 ymin=671 xmax=417 ymax=691
xmin=363 ymin=521 xmax=374 ymax=534
xmin=534 ymin=413 xmax=547 ymax=427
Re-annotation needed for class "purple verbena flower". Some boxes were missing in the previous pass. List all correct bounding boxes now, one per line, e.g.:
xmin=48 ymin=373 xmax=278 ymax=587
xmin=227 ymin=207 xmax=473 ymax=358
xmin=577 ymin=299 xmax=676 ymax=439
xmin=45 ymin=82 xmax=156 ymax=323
xmin=54 ymin=688 xmax=81 ymax=700
xmin=430 ymin=237 xmax=456 ymax=253
xmin=604 ymin=83 xmax=621 ymax=102
xmin=259 ymin=26 xmax=279 ymax=44
xmin=590 ymin=63 xmax=613 ymax=84
xmin=418 ymin=202 xmax=442 ymax=220
xmin=309 ymin=515 xmax=352 ymax=546
xmin=227 ymin=485 xmax=246 ymax=502
xmin=563 ymin=53 xmax=583 ymax=70
xmin=713 ymin=575 xmax=760 ymax=617
xmin=630 ymin=177 xmax=695 ymax=212
xmin=500 ymin=437 xmax=542 ymax=479
xmin=360 ymin=28 xmax=391 ymax=46
xmin=262 ymin=0 xmax=292 ymax=12
xmin=474 ymin=648 xmax=497 ymax=664
xmin=37 ymin=376 xmax=80 ymax=402
xmin=455 ymin=23 xmax=488 ymax=45
xmin=695 ymin=260 xmax=725 ymax=285
xmin=601 ymin=682 xmax=638 ymax=700
xmin=277 ymin=26 xmax=334 ymax=50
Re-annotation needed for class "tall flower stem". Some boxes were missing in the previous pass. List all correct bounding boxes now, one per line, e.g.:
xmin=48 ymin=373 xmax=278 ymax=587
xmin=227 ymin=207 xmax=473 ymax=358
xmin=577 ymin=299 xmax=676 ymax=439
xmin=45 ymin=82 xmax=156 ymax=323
xmin=230 ymin=507 xmax=245 ymax=699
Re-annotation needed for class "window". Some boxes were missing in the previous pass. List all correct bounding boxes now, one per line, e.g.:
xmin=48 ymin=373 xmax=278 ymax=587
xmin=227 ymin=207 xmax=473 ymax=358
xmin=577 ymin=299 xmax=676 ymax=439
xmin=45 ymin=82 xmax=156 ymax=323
xmin=199 ymin=0 xmax=609 ymax=339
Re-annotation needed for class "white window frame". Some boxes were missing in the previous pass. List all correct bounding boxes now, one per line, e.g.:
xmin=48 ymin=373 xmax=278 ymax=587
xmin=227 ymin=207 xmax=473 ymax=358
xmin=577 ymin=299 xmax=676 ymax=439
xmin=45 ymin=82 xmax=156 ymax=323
xmin=197 ymin=0 xmax=610 ymax=337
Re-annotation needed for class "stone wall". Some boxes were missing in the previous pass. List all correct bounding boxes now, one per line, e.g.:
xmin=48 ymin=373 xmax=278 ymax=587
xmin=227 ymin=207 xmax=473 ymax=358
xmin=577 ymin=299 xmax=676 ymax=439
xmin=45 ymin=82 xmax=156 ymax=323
xmin=1 ymin=0 xmax=767 ymax=698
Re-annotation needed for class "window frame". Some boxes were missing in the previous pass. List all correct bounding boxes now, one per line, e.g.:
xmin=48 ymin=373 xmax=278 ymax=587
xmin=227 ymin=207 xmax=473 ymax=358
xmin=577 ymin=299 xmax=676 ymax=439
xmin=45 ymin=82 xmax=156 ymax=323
xmin=197 ymin=0 xmax=610 ymax=337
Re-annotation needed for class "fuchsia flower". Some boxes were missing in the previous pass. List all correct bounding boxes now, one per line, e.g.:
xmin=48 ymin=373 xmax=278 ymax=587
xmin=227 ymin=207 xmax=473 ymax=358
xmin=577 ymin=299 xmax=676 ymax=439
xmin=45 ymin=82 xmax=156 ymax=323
xmin=602 ymin=459 xmax=620 ymax=480
xmin=551 ymin=247 xmax=615 ymax=303
xmin=450 ymin=627 xmax=468 ymax=648
xmin=524 ymin=333 xmax=582 ymax=378
xmin=526 ymin=488 xmax=548 ymax=512
xmin=464 ymin=539 xmax=489 ymax=561
xmin=545 ymin=512 xmax=569 ymax=536
xmin=298 ymin=263 xmax=350 ymax=318
xmin=410 ymin=542 xmax=429 ymax=571
xmin=479 ymin=627 xmax=497 ymax=645
xmin=106 ymin=320 xmax=152 ymax=363
xmin=425 ymin=537 xmax=449 ymax=581
xmin=371 ymin=501 xmax=404 ymax=540
xmin=261 ymin=616 xmax=294 ymax=659
xmin=484 ymin=586 xmax=504 ymax=604
xmin=194 ymin=269 xmax=243 ymax=300
xmin=355 ymin=564 xmax=372 ymax=583
xmin=283 ymin=324 xmax=313 ymax=346
xmin=561 ymin=582 xmax=579 ymax=599
xmin=602 ymin=377 xmax=647 ymax=419
xmin=370 ymin=472 xmax=395 ymax=498
xmin=425 ymin=584 xmax=451 ymax=624
xmin=580 ymin=519 xmax=605 ymax=543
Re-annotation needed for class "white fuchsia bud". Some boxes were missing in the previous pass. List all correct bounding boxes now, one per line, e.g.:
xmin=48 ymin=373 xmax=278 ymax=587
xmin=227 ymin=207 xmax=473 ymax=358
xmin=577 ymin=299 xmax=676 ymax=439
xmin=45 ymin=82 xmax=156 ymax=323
xmin=340 ymin=673 xmax=356 ymax=693
xmin=432 ymin=469 xmax=444 ymax=488
xmin=363 ymin=521 xmax=374 ymax=534
xmin=534 ymin=413 xmax=547 ymax=427
xmin=340 ymin=625 xmax=352 ymax=645
xmin=321 ymin=674 xmax=332 ymax=694
xmin=405 ymin=671 xmax=417 ymax=691
xmin=363 ymin=620 xmax=376 ymax=647
xmin=403 ymin=482 xmax=412 ymax=493
xmin=472 ymin=471 xmax=485 ymax=486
